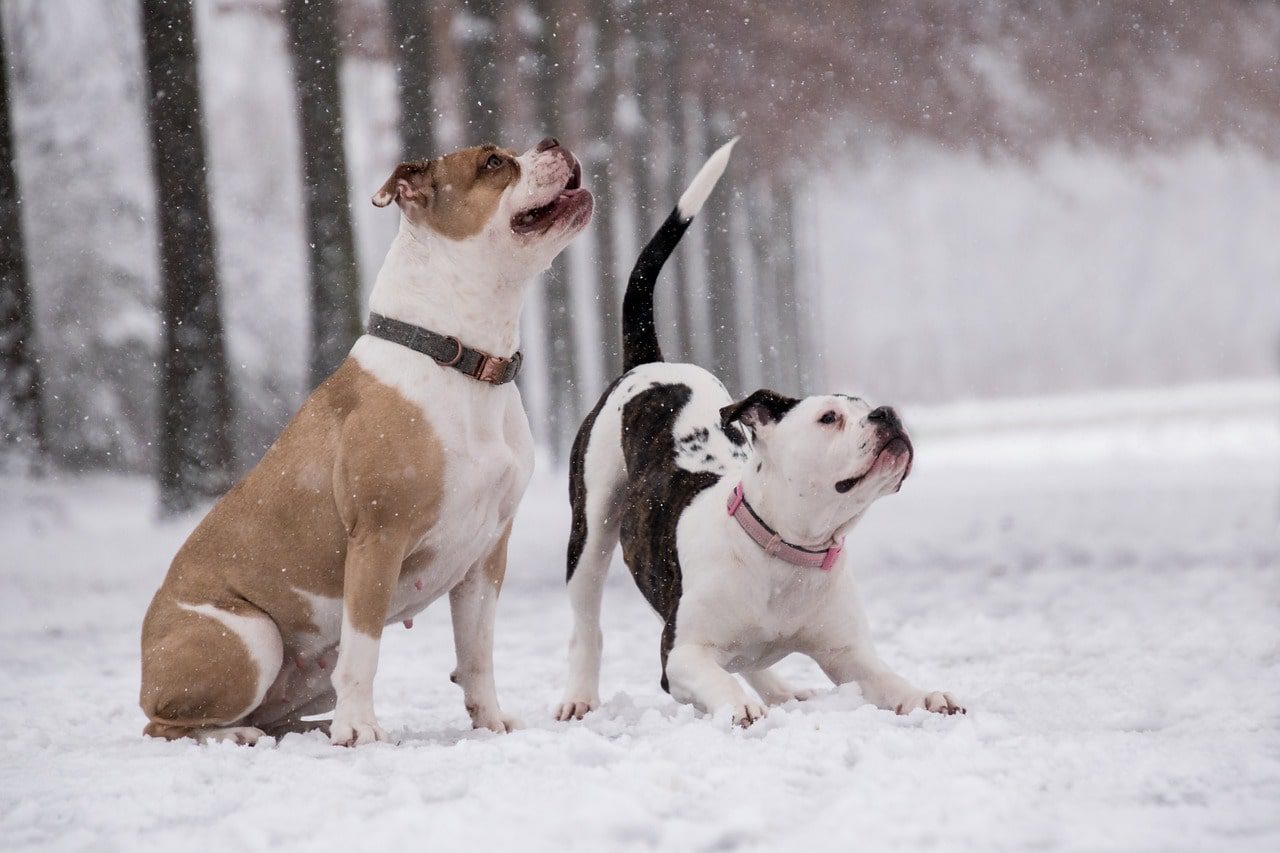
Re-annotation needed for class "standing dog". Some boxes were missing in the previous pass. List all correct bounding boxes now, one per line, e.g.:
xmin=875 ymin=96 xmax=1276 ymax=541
xmin=556 ymin=141 xmax=963 ymax=726
xmin=141 ymin=138 xmax=592 ymax=745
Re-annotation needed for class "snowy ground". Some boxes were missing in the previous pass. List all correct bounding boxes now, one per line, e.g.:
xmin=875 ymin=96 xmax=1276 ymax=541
xmin=2 ymin=385 xmax=1279 ymax=852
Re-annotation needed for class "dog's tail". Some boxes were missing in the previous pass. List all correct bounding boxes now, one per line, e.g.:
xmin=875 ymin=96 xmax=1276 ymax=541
xmin=621 ymin=137 xmax=737 ymax=372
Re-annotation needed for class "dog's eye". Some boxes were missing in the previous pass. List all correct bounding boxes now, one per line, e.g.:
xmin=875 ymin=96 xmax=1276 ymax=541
xmin=484 ymin=154 xmax=504 ymax=171
xmin=818 ymin=411 xmax=838 ymax=425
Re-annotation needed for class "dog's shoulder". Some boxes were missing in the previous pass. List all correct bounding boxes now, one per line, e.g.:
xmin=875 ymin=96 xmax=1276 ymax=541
xmin=591 ymin=362 xmax=748 ymax=478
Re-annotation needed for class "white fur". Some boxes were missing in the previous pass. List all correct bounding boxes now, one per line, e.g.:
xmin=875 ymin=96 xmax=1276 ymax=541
xmin=193 ymin=726 xmax=268 ymax=746
xmin=677 ymin=137 xmax=738 ymax=220
xmin=235 ymin=588 xmax=340 ymax=730
xmin=330 ymin=614 xmax=387 ymax=746
xmin=290 ymin=589 xmax=343 ymax=648
xmin=560 ymin=365 xmax=963 ymax=726
xmin=449 ymin=560 xmax=522 ymax=733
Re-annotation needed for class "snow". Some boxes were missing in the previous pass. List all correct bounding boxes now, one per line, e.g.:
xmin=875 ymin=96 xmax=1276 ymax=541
xmin=810 ymin=143 xmax=1280 ymax=404
xmin=2 ymin=385 xmax=1279 ymax=852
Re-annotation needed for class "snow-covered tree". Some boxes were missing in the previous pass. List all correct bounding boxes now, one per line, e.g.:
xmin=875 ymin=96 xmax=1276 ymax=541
xmin=139 ymin=0 xmax=234 ymax=513
xmin=0 ymin=11 xmax=44 ymax=471
xmin=284 ymin=0 xmax=363 ymax=387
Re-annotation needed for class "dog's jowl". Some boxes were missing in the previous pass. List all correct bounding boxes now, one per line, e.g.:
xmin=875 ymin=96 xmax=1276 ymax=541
xmin=557 ymin=140 xmax=963 ymax=727
xmin=140 ymin=140 xmax=592 ymax=745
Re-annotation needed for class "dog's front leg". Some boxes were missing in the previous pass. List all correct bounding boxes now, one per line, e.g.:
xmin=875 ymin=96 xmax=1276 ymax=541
xmin=330 ymin=534 xmax=404 ymax=746
xmin=449 ymin=523 xmax=521 ymax=733
xmin=665 ymin=643 xmax=768 ymax=727
xmin=811 ymin=643 xmax=965 ymax=716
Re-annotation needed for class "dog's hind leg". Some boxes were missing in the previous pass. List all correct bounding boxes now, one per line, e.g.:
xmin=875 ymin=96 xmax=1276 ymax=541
xmin=140 ymin=596 xmax=284 ymax=744
xmin=742 ymin=668 xmax=817 ymax=706
xmin=557 ymin=401 xmax=627 ymax=721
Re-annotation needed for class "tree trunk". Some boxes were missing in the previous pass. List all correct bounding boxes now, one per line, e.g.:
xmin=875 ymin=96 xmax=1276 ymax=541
xmin=285 ymin=0 xmax=363 ymax=388
xmin=457 ymin=0 xmax=503 ymax=145
xmin=628 ymin=4 xmax=657 ymax=248
xmin=588 ymin=3 xmax=621 ymax=378
xmin=746 ymin=178 xmax=781 ymax=389
xmin=773 ymin=176 xmax=805 ymax=391
xmin=139 ymin=0 xmax=234 ymax=514
xmin=655 ymin=7 xmax=691 ymax=361
xmin=527 ymin=0 xmax=580 ymax=458
xmin=387 ymin=0 xmax=437 ymax=160
xmin=627 ymin=5 xmax=688 ymax=362
xmin=702 ymin=103 xmax=741 ymax=394
xmin=0 ymin=13 xmax=44 ymax=470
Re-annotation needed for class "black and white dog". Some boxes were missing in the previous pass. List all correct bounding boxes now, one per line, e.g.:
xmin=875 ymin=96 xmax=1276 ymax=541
xmin=555 ymin=141 xmax=964 ymax=726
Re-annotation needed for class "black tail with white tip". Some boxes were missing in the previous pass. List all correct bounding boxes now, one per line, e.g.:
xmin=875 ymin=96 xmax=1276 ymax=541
xmin=621 ymin=138 xmax=738 ymax=372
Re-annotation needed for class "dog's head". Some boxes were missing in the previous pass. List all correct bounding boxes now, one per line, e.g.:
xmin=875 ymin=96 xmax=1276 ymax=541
xmin=721 ymin=389 xmax=913 ymax=541
xmin=372 ymin=137 xmax=592 ymax=271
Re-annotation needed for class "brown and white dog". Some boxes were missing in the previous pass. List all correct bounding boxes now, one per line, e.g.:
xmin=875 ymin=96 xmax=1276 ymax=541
xmin=140 ymin=138 xmax=592 ymax=746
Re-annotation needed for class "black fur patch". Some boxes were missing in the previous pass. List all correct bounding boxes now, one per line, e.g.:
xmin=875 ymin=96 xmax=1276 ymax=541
xmin=622 ymin=209 xmax=693 ymax=371
xmin=566 ymin=374 xmax=628 ymax=583
xmin=720 ymin=389 xmax=800 ymax=436
xmin=616 ymin=383 xmax=720 ymax=692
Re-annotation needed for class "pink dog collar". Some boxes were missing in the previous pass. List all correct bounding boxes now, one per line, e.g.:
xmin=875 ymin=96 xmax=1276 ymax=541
xmin=726 ymin=483 xmax=844 ymax=571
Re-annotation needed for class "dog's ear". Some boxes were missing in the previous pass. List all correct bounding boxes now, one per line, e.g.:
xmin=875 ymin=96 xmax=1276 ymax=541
xmin=372 ymin=161 xmax=433 ymax=208
xmin=720 ymin=389 xmax=800 ymax=438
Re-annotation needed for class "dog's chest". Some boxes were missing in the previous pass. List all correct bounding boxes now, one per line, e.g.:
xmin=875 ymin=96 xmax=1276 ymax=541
xmin=396 ymin=417 xmax=529 ymax=607
xmin=353 ymin=337 xmax=534 ymax=621
xmin=678 ymin=494 xmax=839 ymax=667
xmin=722 ymin=570 xmax=833 ymax=667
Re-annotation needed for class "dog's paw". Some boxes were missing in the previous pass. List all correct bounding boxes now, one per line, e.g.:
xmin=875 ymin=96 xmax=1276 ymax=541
xmin=894 ymin=691 xmax=966 ymax=716
xmin=195 ymin=726 xmax=266 ymax=746
xmin=330 ymin=714 xmax=390 ymax=747
xmin=766 ymin=686 xmax=817 ymax=705
xmin=470 ymin=708 xmax=523 ymax=733
xmin=554 ymin=698 xmax=597 ymax=721
xmin=730 ymin=701 xmax=769 ymax=728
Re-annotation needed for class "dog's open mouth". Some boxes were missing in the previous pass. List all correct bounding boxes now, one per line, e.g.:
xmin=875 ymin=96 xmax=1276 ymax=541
xmin=511 ymin=159 xmax=590 ymax=235
xmin=834 ymin=434 xmax=914 ymax=493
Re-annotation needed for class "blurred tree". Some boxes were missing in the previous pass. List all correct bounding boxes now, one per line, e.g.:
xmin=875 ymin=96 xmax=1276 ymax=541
xmin=587 ymin=0 xmax=621 ymax=377
xmin=527 ymin=0 xmax=580 ymax=457
xmin=701 ymin=103 xmax=741 ymax=394
xmin=285 ymin=0 xmax=363 ymax=388
xmin=387 ymin=0 xmax=438 ymax=159
xmin=772 ymin=177 xmax=804 ymax=391
xmin=457 ymin=0 xmax=504 ymax=144
xmin=0 ymin=13 xmax=45 ymax=470
xmin=623 ymin=3 xmax=689 ymax=362
xmin=655 ymin=4 xmax=692 ymax=362
xmin=139 ymin=0 xmax=234 ymax=513
xmin=744 ymin=176 xmax=778 ymax=389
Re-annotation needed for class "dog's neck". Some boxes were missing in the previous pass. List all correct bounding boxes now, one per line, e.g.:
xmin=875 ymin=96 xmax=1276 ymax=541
xmin=740 ymin=458 xmax=865 ymax=550
xmin=367 ymin=218 xmax=530 ymax=357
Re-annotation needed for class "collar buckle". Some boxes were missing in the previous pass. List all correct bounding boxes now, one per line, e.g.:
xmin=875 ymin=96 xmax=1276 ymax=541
xmin=473 ymin=351 xmax=520 ymax=384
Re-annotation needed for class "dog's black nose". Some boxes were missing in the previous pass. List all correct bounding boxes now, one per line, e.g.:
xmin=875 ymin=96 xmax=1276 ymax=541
xmin=536 ymin=137 xmax=560 ymax=152
xmin=868 ymin=406 xmax=901 ymax=429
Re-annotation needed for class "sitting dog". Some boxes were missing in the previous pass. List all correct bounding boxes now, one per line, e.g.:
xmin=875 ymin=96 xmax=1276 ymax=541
xmin=141 ymin=138 xmax=592 ymax=745
xmin=556 ymin=140 xmax=963 ymax=726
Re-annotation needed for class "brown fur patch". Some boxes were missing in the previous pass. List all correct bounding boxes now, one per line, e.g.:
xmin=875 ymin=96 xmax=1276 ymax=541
xmin=139 ymin=599 xmax=267 ymax=730
xmin=373 ymin=146 xmax=520 ymax=240
xmin=140 ymin=358 xmax=446 ymax=731
xmin=482 ymin=522 xmax=513 ymax=590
